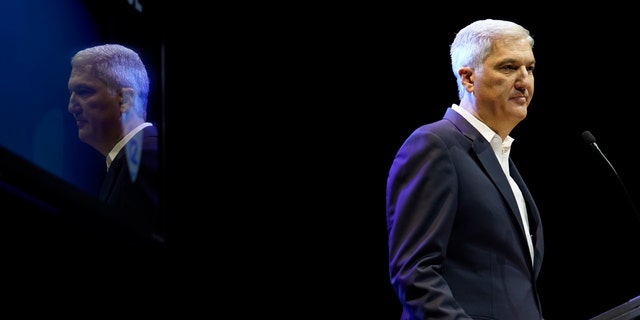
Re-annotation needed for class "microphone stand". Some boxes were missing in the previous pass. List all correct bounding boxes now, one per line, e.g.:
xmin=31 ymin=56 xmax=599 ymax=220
xmin=582 ymin=131 xmax=640 ymax=224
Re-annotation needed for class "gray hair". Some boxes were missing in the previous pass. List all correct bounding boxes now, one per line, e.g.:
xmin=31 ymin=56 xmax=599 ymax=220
xmin=450 ymin=19 xmax=534 ymax=100
xmin=71 ymin=44 xmax=150 ymax=119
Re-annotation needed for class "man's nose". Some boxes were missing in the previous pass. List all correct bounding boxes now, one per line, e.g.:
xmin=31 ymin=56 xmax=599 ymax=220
xmin=515 ymin=67 xmax=532 ymax=89
xmin=68 ymin=94 xmax=78 ymax=113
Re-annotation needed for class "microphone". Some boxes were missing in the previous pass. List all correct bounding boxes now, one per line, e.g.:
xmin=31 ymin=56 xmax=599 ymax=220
xmin=582 ymin=130 xmax=640 ymax=223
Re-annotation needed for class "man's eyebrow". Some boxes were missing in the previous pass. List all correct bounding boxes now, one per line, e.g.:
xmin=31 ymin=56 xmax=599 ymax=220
xmin=70 ymin=83 xmax=95 ymax=92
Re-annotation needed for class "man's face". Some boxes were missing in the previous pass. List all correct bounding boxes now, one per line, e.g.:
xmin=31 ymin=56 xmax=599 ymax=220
xmin=67 ymin=67 xmax=123 ymax=154
xmin=473 ymin=37 xmax=535 ymax=128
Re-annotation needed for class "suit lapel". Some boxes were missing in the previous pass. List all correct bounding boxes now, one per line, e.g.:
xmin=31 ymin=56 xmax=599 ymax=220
xmin=445 ymin=108 xmax=539 ymax=270
xmin=99 ymin=151 xmax=124 ymax=202
xmin=445 ymin=109 xmax=523 ymax=225
xmin=98 ymin=125 xmax=156 ymax=202
xmin=473 ymin=140 xmax=524 ymax=225
xmin=510 ymin=161 xmax=544 ymax=275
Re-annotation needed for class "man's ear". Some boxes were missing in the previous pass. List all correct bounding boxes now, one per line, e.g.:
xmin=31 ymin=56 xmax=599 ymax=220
xmin=459 ymin=67 xmax=474 ymax=93
xmin=120 ymin=87 xmax=135 ymax=113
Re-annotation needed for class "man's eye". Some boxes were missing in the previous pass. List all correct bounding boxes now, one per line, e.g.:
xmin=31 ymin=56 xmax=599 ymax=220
xmin=75 ymin=90 xmax=91 ymax=97
xmin=500 ymin=65 xmax=514 ymax=70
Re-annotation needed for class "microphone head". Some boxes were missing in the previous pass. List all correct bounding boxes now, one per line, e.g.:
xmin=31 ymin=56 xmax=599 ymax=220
xmin=582 ymin=131 xmax=596 ymax=144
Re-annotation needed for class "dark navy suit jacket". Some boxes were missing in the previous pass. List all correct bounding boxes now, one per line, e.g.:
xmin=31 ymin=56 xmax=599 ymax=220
xmin=99 ymin=124 xmax=163 ymax=245
xmin=386 ymin=108 xmax=544 ymax=319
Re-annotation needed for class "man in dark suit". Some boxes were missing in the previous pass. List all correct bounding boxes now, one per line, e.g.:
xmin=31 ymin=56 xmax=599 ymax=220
xmin=386 ymin=19 xmax=544 ymax=319
xmin=67 ymin=44 xmax=164 ymax=247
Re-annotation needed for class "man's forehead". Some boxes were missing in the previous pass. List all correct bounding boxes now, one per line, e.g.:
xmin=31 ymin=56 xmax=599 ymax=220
xmin=70 ymin=65 xmax=93 ymax=75
xmin=68 ymin=68 xmax=104 ymax=87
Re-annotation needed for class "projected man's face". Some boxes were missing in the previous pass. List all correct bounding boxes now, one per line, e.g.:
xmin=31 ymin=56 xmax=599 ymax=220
xmin=67 ymin=66 xmax=124 ymax=156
